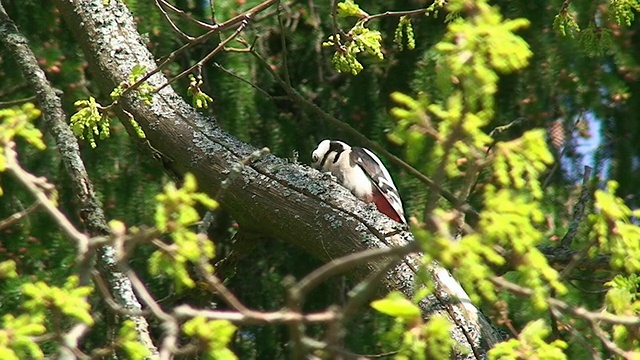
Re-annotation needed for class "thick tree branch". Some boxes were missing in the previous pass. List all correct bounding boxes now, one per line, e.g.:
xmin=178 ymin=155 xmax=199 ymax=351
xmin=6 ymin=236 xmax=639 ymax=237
xmin=53 ymin=0 xmax=503 ymax=358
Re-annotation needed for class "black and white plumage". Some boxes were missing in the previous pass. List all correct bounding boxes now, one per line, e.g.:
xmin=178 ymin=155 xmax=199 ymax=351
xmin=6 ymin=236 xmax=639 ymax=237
xmin=311 ymin=139 xmax=406 ymax=224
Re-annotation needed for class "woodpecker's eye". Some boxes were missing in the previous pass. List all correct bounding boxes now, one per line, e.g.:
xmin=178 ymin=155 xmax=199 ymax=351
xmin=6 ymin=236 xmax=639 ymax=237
xmin=312 ymin=154 xmax=319 ymax=163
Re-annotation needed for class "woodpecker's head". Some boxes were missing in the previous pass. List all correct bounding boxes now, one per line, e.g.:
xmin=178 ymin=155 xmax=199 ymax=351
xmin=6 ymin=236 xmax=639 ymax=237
xmin=311 ymin=139 xmax=350 ymax=173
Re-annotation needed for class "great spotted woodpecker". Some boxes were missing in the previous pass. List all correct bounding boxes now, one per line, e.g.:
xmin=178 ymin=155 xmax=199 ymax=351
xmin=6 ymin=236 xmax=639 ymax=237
xmin=311 ymin=139 xmax=406 ymax=224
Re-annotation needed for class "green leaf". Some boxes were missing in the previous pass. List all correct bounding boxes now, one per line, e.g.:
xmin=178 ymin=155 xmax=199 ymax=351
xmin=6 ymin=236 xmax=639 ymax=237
xmin=0 ymin=260 xmax=17 ymax=279
xmin=371 ymin=291 xmax=421 ymax=320
xmin=337 ymin=0 xmax=366 ymax=18
xmin=0 ymin=103 xmax=45 ymax=150
xmin=150 ymin=173 xmax=219 ymax=288
xmin=70 ymin=96 xmax=110 ymax=148
xmin=183 ymin=317 xmax=238 ymax=359
xmin=116 ymin=320 xmax=152 ymax=360
xmin=489 ymin=320 xmax=567 ymax=360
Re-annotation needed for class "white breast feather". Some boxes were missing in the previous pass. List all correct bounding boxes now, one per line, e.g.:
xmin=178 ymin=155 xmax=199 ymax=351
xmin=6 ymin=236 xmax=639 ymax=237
xmin=333 ymin=151 xmax=373 ymax=200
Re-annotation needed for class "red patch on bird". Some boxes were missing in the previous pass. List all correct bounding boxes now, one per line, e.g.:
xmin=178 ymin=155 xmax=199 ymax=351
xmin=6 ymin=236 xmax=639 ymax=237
xmin=372 ymin=193 xmax=404 ymax=223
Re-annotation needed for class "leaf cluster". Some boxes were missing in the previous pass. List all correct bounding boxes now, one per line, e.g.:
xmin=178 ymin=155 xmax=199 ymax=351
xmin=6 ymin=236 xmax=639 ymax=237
xmin=371 ymin=291 xmax=455 ymax=360
xmin=182 ymin=317 xmax=237 ymax=359
xmin=0 ymin=103 xmax=44 ymax=177
xmin=149 ymin=173 xmax=219 ymax=289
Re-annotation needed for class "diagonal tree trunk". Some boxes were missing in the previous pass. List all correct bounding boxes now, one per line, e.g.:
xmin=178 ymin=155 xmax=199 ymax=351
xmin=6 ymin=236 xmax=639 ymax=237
xmin=53 ymin=0 xmax=503 ymax=358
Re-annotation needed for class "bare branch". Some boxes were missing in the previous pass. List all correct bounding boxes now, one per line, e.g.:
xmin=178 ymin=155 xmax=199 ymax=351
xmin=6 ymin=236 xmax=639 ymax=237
xmin=156 ymin=19 xmax=250 ymax=94
xmin=492 ymin=276 xmax=640 ymax=327
xmin=363 ymin=8 xmax=434 ymax=24
xmin=154 ymin=0 xmax=195 ymax=41
xmin=4 ymin=143 xmax=90 ymax=255
xmin=0 ymin=94 xmax=37 ymax=107
xmin=173 ymin=305 xmax=337 ymax=325
xmin=0 ymin=201 xmax=41 ymax=230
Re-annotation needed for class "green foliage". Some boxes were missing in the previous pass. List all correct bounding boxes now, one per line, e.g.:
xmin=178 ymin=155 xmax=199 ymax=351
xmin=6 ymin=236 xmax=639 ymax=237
xmin=387 ymin=92 xmax=432 ymax=165
xmin=606 ymin=274 xmax=640 ymax=351
xmin=323 ymin=1 xmax=385 ymax=75
xmin=372 ymin=291 xmax=454 ymax=359
xmin=324 ymin=23 xmax=383 ymax=75
xmin=390 ymin=0 xmax=563 ymax=312
xmin=70 ymin=96 xmax=111 ymax=148
xmin=123 ymin=111 xmax=147 ymax=140
xmin=394 ymin=16 xmax=416 ymax=51
xmin=182 ymin=317 xmax=237 ymax=359
xmin=0 ymin=313 xmax=46 ymax=360
xmin=488 ymin=320 xmax=567 ymax=360
xmin=422 ymin=316 xmax=455 ymax=360
xmin=0 ymin=261 xmax=18 ymax=279
xmin=149 ymin=173 xmax=218 ymax=289
xmin=187 ymin=74 xmax=214 ymax=109
xmin=371 ymin=291 xmax=421 ymax=320
xmin=435 ymin=1 xmax=531 ymax=116
xmin=21 ymin=275 xmax=94 ymax=326
xmin=116 ymin=320 xmax=152 ymax=360
xmin=71 ymin=65 xmax=149 ymax=148
xmin=0 ymin=103 xmax=44 ymax=149
xmin=608 ymin=0 xmax=640 ymax=26
xmin=3 ymin=0 xmax=640 ymax=358
xmin=336 ymin=0 xmax=366 ymax=18
xmin=420 ymin=0 xmax=448 ymax=18
xmin=492 ymin=130 xmax=553 ymax=198
xmin=110 ymin=64 xmax=154 ymax=105
xmin=0 ymin=103 xmax=45 ymax=177
xmin=605 ymin=274 xmax=640 ymax=314
xmin=579 ymin=25 xmax=613 ymax=57
xmin=553 ymin=7 xmax=580 ymax=37
xmin=589 ymin=181 xmax=640 ymax=273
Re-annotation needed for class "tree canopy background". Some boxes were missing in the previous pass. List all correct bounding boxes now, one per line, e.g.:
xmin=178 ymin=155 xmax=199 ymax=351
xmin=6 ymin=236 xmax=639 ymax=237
xmin=1 ymin=0 xmax=639 ymax=359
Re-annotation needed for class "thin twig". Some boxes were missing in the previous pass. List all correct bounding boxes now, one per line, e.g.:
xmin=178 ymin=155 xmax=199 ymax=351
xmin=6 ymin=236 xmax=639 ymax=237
xmin=591 ymin=321 xmax=631 ymax=359
xmin=276 ymin=5 xmax=292 ymax=88
xmin=59 ymin=323 xmax=91 ymax=360
xmin=119 ymin=263 xmax=178 ymax=360
xmin=92 ymin=270 xmax=151 ymax=317
xmin=154 ymin=0 xmax=195 ymax=41
xmin=155 ymin=19 xmax=250 ymax=94
xmin=4 ymin=143 xmax=90 ymax=256
xmin=0 ymin=95 xmax=37 ymax=107
xmin=195 ymin=258 xmax=252 ymax=314
xmin=291 ymin=241 xmax=419 ymax=297
xmin=173 ymin=305 xmax=336 ymax=324
xmin=212 ymin=62 xmax=276 ymax=99
xmin=157 ymin=0 xmax=218 ymax=31
xmin=342 ymin=256 xmax=401 ymax=320
xmin=550 ymin=311 xmax=602 ymax=360
xmin=115 ymin=0 xmax=278 ymax=102
xmin=363 ymin=8 xmax=432 ymax=24
xmin=491 ymin=277 xmax=640 ymax=327
xmin=0 ymin=201 xmax=41 ymax=230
